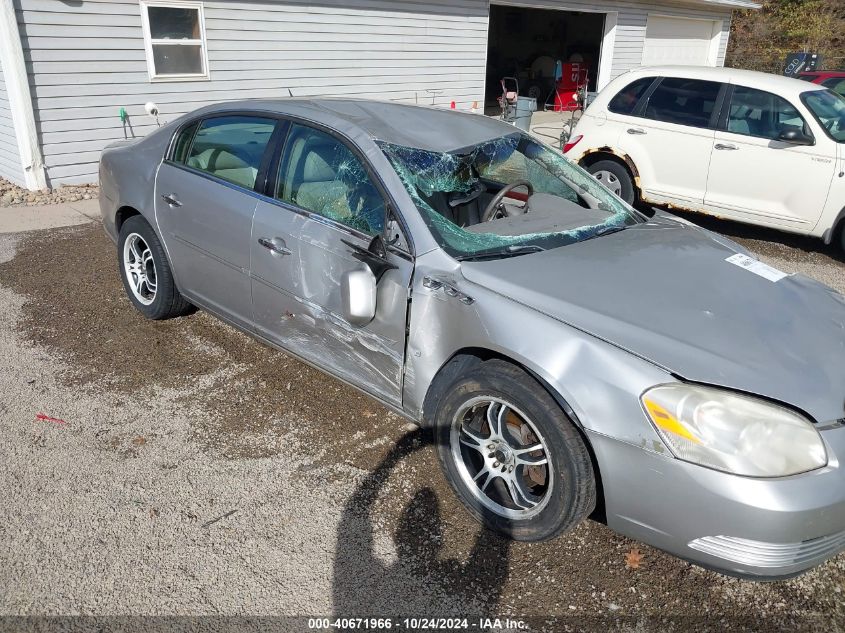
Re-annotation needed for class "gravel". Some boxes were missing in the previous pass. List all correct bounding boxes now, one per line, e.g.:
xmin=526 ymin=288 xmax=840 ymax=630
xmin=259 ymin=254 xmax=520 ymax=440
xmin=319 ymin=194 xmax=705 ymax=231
xmin=0 ymin=177 xmax=99 ymax=207
xmin=0 ymin=221 xmax=844 ymax=631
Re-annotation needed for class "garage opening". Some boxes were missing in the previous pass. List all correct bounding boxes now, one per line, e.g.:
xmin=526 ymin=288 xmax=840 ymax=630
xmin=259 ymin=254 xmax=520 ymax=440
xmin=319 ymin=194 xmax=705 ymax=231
xmin=484 ymin=4 xmax=606 ymax=113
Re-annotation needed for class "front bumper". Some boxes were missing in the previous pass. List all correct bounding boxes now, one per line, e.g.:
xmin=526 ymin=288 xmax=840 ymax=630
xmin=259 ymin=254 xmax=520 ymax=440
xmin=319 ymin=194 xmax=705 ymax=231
xmin=588 ymin=425 xmax=845 ymax=579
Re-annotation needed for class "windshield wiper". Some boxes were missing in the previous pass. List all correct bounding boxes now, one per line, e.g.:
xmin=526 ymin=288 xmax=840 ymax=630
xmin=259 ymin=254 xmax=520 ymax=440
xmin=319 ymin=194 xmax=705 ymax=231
xmin=581 ymin=225 xmax=626 ymax=242
xmin=455 ymin=244 xmax=545 ymax=262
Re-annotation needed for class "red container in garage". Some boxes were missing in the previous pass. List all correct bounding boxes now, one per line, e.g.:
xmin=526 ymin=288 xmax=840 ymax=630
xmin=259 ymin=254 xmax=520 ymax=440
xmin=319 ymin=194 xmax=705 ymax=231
xmin=553 ymin=62 xmax=589 ymax=112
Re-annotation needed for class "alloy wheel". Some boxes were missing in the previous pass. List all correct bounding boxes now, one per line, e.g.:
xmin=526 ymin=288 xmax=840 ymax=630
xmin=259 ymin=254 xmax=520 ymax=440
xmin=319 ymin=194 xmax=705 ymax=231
xmin=122 ymin=232 xmax=157 ymax=306
xmin=450 ymin=397 xmax=553 ymax=520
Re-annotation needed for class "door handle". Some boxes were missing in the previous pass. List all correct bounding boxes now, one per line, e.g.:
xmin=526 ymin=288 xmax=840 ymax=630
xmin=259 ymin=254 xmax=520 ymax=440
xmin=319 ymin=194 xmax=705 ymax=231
xmin=258 ymin=237 xmax=292 ymax=256
xmin=160 ymin=193 xmax=182 ymax=207
xmin=714 ymin=143 xmax=739 ymax=151
xmin=627 ymin=128 xmax=647 ymax=135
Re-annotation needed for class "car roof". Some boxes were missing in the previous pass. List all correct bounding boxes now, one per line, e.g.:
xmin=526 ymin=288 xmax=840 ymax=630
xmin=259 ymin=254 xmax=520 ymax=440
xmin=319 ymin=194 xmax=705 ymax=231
xmin=623 ymin=65 xmax=830 ymax=98
xmin=187 ymin=98 xmax=515 ymax=154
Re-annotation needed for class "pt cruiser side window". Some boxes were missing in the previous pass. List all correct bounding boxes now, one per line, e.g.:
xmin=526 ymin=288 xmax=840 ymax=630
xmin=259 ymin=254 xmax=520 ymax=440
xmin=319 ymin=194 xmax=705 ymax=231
xmin=607 ymin=77 xmax=657 ymax=115
xmin=726 ymin=86 xmax=809 ymax=140
xmin=642 ymin=78 xmax=722 ymax=129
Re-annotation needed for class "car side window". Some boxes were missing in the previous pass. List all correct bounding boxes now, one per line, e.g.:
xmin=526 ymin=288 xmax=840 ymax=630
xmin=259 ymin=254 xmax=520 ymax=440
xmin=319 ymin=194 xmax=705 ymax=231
xmin=642 ymin=78 xmax=722 ymax=128
xmin=607 ymin=77 xmax=656 ymax=115
xmin=726 ymin=86 xmax=807 ymax=140
xmin=277 ymin=124 xmax=386 ymax=236
xmin=172 ymin=121 xmax=199 ymax=164
xmin=184 ymin=115 xmax=276 ymax=189
xmin=822 ymin=78 xmax=845 ymax=97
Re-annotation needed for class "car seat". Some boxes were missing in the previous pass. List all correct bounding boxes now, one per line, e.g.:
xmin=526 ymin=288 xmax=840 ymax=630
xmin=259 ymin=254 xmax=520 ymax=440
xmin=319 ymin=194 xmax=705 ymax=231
xmin=187 ymin=148 xmax=258 ymax=189
xmin=283 ymin=132 xmax=384 ymax=234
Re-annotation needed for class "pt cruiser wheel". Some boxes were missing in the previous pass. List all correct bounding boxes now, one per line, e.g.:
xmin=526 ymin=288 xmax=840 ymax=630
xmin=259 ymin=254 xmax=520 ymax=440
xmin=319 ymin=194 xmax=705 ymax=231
xmin=435 ymin=359 xmax=596 ymax=541
xmin=587 ymin=160 xmax=635 ymax=205
xmin=117 ymin=215 xmax=192 ymax=320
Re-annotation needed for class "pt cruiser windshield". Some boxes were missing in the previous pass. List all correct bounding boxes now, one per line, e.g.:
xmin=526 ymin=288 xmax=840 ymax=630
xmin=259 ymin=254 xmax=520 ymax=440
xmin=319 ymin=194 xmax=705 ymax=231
xmin=802 ymin=89 xmax=845 ymax=142
xmin=378 ymin=133 xmax=643 ymax=259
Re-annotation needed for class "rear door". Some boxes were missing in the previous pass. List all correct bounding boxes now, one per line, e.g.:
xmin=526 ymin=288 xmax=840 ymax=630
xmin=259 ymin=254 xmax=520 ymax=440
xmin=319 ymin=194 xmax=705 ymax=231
xmin=617 ymin=77 xmax=724 ymax=208
xmin=155 ymin=114 xmax=278 ymax=328
xmin=252 ymin=121 xmax=413 ymax=405
xmin=704 ymin=85 xmax=835 ymax=229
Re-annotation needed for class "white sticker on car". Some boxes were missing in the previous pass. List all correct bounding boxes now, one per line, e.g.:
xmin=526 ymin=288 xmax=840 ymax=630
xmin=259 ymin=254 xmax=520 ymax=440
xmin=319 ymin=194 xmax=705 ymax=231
xmin=725 ymin=254 xmax=789 ymax=282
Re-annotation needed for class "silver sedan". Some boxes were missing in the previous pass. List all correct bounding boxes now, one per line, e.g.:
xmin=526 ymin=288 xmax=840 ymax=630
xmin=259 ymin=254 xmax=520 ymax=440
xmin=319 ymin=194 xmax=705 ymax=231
xmin=99 ymin=98 xmax=845 ymax=580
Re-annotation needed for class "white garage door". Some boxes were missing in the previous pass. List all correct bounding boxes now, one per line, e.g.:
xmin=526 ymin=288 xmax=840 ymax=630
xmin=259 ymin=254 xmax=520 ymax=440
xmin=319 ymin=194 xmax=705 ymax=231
xmin=642 ymin=16 xmax=718 ymax=66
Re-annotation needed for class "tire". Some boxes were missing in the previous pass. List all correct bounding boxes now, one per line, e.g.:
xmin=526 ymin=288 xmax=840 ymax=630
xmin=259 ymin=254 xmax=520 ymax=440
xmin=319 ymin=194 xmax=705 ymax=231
xmin=434 ymin=358 xmax=596 ymax=542
xmin=117 ymin=215 xmax=192 ymax=320
xmin=838 ymin=220 xmax=845 ymax=254
xmin=587 ymin=159 xmax=636 ymax=205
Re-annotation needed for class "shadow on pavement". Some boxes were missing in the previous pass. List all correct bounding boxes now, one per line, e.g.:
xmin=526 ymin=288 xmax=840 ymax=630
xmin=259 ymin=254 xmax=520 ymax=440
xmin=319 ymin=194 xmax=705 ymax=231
xmin=332 ymin=429 xmax=511 ymax=617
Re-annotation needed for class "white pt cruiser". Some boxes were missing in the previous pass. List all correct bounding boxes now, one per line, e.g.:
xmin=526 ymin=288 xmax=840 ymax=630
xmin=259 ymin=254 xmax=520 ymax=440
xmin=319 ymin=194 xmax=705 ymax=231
xmin=565 ymin=65 xmax=845 ymax=251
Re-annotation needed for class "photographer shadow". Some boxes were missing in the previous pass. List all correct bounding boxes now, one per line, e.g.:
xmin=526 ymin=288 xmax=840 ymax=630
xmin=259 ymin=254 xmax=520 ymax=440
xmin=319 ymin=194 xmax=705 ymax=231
xmin=332 ymin=429 xmax=511 ymax=617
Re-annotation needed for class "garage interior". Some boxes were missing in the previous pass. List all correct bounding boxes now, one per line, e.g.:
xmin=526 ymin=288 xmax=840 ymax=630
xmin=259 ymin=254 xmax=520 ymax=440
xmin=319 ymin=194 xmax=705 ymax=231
xmin=484 ymin=4 xmax=605 ymax=113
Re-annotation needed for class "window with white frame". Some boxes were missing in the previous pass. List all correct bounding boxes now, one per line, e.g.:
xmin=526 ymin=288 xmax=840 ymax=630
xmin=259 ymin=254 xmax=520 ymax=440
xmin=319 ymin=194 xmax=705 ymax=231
xmin=140 ymin=0 xmax=209 ymax=80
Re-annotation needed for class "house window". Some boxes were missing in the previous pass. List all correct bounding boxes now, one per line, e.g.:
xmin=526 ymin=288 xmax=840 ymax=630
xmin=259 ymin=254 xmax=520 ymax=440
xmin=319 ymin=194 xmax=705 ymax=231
xmin=140 ymin=1 xmax=209 ymax=81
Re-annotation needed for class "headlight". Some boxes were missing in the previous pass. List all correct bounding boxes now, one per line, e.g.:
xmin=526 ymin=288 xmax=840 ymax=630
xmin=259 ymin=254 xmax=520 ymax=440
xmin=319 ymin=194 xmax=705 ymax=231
xmin=641 ymin=384 xmax=827 ymax=477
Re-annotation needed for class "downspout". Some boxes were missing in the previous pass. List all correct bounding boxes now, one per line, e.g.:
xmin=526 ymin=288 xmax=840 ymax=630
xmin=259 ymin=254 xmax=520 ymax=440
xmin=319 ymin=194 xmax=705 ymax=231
xmin=0 ymin=0 xmax=46 ymax=191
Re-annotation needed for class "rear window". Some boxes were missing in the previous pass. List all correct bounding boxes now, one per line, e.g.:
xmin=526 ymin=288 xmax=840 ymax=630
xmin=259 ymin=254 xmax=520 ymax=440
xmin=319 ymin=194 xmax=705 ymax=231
xmin=642 ymin=78 xmax=722 ymax=128
xmin=607 ymin=77 xmax=655 ymax=115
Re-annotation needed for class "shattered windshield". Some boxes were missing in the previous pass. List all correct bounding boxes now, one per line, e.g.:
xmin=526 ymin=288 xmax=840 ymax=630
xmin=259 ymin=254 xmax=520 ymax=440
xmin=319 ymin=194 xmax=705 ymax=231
xmin=378 ymin=133 xmax=643 ymax=259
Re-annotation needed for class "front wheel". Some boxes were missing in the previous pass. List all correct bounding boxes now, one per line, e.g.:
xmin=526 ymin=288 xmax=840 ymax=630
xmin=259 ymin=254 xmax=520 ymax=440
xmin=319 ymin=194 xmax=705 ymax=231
xmin=434 ymin=359 xmax=596 ymax=542
xmin=118 ymin=215 xmax=192 ymax=320
xmin=587 ymin=159 xmax=636 ymax=205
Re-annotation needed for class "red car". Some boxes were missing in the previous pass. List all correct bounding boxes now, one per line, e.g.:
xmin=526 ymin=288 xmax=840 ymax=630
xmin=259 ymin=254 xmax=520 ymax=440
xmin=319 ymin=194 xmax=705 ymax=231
xmin=798 ymin=71 xmax=845 ymax=97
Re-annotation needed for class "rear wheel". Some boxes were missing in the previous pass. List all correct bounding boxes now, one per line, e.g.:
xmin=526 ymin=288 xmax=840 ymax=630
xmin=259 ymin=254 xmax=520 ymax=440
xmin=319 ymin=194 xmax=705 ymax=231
xmin=434 ymin=359 xmax=596 ymax=542
xmin=587 ymin=159 xmax=635 ymax=205
xmin=118 ymin=215 xmax=192 ymax=320
xmin=838 ymin=220 xmax=845 ymax=254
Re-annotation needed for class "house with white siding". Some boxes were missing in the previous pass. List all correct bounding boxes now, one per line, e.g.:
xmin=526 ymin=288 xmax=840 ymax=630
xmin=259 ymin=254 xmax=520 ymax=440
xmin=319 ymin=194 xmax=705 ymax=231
xmin=0 ymin=0 xmax=758 ymax=190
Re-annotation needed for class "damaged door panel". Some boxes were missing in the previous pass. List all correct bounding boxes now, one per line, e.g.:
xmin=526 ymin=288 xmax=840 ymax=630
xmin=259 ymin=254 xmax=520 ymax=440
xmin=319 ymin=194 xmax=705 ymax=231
xmin=292 ymin=219 xmax=412 ymax=405
xmin=251 ymin=198 xmax=307 ymax=342
xmin=253 ymin=120 xmax=412 ymax=405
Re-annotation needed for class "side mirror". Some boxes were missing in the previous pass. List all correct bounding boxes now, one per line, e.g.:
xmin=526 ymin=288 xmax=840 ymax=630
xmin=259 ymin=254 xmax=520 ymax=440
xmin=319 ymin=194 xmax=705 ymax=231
xmin=778 ymin=127 xmax=814 ymax=146
xmin=341 ymin=266 xmax=377 ymax=326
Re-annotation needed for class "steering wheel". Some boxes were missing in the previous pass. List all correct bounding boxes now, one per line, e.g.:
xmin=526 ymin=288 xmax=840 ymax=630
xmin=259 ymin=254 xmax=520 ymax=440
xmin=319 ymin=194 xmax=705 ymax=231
xmin=480 ymin=181 xmax=534 ymax=223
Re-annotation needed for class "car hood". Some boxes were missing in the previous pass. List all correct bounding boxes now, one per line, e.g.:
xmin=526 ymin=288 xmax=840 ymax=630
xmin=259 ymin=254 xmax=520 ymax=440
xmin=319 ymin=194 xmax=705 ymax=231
xmin=460 ymin=214 xmax=845 ymax=423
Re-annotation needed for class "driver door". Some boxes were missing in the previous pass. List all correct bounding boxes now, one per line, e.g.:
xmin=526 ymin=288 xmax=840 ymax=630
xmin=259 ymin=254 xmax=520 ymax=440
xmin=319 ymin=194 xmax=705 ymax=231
xmin=252 ymin=122 xmax=413 ymax=405
xmin=705 ymin=85 xmax=835 ymax=229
